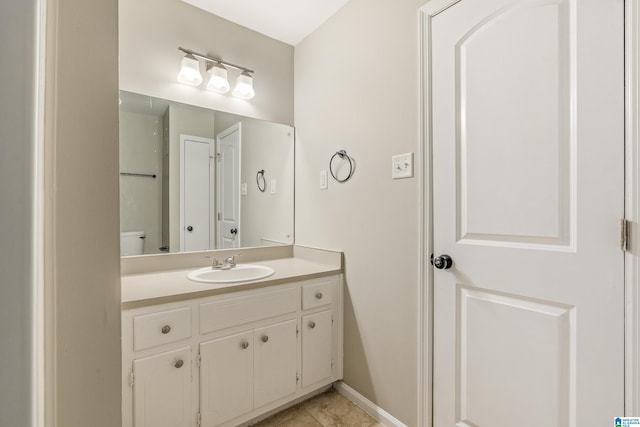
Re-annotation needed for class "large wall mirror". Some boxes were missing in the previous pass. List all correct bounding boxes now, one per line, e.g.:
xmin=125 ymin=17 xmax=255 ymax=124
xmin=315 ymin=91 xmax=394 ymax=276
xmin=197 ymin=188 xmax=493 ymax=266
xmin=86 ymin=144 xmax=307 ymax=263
xmin=119 ymin=90 xmax=294 ymax=256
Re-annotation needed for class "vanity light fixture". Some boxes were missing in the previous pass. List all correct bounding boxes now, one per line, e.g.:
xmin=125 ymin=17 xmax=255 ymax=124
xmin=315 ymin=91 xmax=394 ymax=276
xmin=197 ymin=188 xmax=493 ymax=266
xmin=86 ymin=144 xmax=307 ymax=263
xmin=232 ymin=71 xmax=256 ymax=100
xmin=178 ymin=47 xmax=255 ymax=99
xmin=206 ymin=62 xmax=230 ymax=94
xmin=177 ymin=53 xmax=203 ymax=86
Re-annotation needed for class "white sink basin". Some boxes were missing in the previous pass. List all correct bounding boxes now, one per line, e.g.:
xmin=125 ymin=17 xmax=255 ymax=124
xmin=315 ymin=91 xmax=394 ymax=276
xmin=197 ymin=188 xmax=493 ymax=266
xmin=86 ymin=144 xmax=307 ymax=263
xmin=187 ymin=264 xmax=275 ymax=284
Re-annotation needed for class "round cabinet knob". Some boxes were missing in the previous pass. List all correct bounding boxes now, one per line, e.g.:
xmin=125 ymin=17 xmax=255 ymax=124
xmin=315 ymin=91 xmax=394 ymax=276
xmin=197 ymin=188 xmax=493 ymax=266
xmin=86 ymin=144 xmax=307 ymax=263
xmin=174 ymin=360 xmax=184 ymax=369
xmin=431 ymin=254 xmax=453 ymax=270
xmin=241 ymin=340 xmax=249 ymax=349
xmin=161 ymin=325 xmax=171 ymax=334
xmin=315 ymin=292 xmax=323 ymax=300
xmin=261 ymin=335 xmax=269 ymax=343
xmin=187 ymin=226 xmax=193 ymax=232
xmin=309 ymin=321 xmax=316 ymax=329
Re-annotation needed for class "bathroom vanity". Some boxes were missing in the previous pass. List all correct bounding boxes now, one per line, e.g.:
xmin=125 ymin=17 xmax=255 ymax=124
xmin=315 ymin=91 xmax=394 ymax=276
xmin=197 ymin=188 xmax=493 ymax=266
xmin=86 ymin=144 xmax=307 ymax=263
xmin=120 ymin=246 xmax=343 ymax=427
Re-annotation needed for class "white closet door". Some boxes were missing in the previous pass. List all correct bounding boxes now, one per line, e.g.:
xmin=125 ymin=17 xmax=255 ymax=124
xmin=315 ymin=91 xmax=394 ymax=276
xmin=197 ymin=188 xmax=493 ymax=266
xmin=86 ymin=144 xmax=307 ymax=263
xmin=428 ymin=0 xmax=625 ymax=426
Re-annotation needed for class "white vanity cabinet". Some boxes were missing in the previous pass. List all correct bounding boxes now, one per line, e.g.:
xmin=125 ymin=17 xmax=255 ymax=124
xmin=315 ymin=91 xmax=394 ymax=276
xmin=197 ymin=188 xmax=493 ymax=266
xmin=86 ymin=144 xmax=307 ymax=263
xmin=200 ymin=319 xmax=298 ymax=426
xmin=301 ymin=310 xmax=333 ymax=388
xmin=200 ymin=331 xmax=254 ymax=425
xmin=122 ymin=274 xmax=343 ymax=427
xmin=132 ymin=347 xmax=193 ymax=427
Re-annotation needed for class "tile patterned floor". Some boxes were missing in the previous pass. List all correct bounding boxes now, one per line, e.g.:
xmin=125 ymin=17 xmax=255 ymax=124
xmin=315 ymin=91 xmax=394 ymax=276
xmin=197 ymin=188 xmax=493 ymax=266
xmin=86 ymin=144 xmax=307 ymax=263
xmin=252 ymin=389 xmax=384 ymax=427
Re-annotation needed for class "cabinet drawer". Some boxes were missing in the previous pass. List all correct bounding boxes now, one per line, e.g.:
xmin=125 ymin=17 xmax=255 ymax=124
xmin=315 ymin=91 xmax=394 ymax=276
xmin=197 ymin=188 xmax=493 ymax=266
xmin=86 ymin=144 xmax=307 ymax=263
xmin=200 ymin=287 xmax=298 ymax=334
xmin=133 ymin=307 xmax=192 ymax=351
xmin=302 ymin=280 xmax=333 ymax=310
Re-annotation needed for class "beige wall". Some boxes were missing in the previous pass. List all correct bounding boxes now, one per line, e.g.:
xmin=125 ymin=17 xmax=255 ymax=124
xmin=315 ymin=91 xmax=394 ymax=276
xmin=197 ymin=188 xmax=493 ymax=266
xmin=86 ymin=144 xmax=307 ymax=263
xmin=49 ymin=0 xmax=122 ymax=425
xmin=295 ymin=0 xmax=427 ymax=424
xmin=0 ymin=0 xmax=37 ymax=425
xmin=119 ymin=111 xmax=164 ymax=254
xmin=119 ymin=0 xmax=294 ymax=125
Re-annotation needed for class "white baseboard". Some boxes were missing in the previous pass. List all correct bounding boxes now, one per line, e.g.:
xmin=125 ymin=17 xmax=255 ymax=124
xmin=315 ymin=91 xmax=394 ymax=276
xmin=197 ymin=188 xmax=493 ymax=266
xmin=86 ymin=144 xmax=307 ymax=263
xmin=334 ymin=381 xmax=408 ymax=427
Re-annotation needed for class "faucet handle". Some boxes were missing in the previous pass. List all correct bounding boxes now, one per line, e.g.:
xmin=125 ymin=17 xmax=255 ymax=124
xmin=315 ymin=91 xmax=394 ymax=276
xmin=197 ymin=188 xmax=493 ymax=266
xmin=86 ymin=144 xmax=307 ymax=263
xmin=225 ymin=253 xmax=242 ymax=267
xmin=206 ymin=256 xmax=222 ymax=269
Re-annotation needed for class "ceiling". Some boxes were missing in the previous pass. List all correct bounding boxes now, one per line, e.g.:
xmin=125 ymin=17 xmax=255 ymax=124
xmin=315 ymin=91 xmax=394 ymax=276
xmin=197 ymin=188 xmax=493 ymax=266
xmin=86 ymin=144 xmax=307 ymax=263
xmin=181 ymin=0 xmax=351 ymax=46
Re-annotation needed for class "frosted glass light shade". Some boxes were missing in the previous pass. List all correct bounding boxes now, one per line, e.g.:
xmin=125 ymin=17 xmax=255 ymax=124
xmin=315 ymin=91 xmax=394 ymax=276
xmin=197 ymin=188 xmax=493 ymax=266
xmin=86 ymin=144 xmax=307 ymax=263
xmin=177 ymin=54 xmax=202 ymax=86
xmin=232 ymin=71 xmax=255 ymax=100
xmin=206 ymin=63 xmax=230 ymax=94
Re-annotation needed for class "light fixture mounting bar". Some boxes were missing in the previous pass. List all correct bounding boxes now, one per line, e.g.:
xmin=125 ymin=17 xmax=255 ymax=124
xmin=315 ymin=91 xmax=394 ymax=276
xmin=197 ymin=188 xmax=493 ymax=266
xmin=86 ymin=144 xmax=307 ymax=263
xmin=178 ymin=47 xmax=254 ymax=74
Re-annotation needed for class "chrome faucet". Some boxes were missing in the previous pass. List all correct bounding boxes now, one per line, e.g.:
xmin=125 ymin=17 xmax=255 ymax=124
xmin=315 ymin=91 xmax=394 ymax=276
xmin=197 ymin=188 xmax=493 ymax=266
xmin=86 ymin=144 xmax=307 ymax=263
xmin=221 ymin=255 xmax=238 ymax=270
xmin=208 ymin=254 xmax=240 ymax=270
xmin=210 ymin=257 xmax=222 ymax=269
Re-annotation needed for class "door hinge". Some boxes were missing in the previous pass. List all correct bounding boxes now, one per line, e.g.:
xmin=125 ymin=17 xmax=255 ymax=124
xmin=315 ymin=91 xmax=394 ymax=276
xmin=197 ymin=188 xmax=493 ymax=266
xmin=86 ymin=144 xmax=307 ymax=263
xmin=296 ymin=327 xmax=299 ymax=336
xmin=129 ymin=370 xmax=134 ymax=387
xmin=196 ymin=412 xmax=201 ymax=426
xmin=217 ymin=212 xmax=221 ymax=221
xmin=197 ymin=353 xmax=201 ymax=367
xmin=296 ymin=373 xmax=300 ymax=383
xmin=621 ymin=218 xmax=630 ymax=252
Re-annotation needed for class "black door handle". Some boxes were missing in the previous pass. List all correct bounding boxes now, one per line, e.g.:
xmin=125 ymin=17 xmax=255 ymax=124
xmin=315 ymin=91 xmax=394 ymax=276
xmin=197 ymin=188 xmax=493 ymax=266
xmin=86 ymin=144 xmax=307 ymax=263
xmin=431 ymin=254 xmax=453 ymax=270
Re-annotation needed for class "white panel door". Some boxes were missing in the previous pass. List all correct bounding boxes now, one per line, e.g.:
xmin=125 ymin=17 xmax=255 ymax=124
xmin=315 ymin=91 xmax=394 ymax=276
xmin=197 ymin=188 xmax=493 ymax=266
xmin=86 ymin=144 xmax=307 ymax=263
xmin=301 ymin=310 xmax=333 ymax=388
xmin=253 ymin=319 xmax=298 ymax=408
xmin=200 ymin=331 xmax=253 ymax=426
xmin=428 ymin=0 xmax=624 ymax=426
xmin=133 ymin=347 xmax=192 ymax=427
xmin=216 ymin=123 xmax=241 ymax=249
xmin=181 ymin=135 xmax=214 ymax=252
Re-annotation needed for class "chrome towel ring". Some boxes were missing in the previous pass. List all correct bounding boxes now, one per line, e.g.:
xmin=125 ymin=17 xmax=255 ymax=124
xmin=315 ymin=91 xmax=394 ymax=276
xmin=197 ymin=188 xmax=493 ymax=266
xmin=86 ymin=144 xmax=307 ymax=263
xmin=329 ymin=150 xmax=354 ymax=183
xmin=256 ymin=169 xmax=266 ymax=192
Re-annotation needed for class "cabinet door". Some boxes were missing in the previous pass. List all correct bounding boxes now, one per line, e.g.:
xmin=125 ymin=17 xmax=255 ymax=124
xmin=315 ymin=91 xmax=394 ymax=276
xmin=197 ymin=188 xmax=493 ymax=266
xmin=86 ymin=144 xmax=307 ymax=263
xmin=133 ymin=347 xmax=192 ymax=427
xmin=253 ymin=319 xmax=297 ymax=408
xmin=200 ymin=331 xmax=253 ymax=426
xmin=302 ymin=310 xmax=333 ymax=388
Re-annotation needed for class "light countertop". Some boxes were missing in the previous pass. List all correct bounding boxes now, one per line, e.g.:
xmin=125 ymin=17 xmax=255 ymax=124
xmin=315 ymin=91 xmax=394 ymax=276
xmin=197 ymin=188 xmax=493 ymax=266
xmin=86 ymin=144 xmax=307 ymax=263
xmin=121 ymin=254 xmax=342 ymax=310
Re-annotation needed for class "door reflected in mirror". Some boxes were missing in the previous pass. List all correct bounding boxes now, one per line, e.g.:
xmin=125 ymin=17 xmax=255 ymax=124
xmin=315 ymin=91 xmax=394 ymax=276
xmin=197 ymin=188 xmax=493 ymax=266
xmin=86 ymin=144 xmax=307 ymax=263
xmin=119 ymin=91 xmax=294 ymax=256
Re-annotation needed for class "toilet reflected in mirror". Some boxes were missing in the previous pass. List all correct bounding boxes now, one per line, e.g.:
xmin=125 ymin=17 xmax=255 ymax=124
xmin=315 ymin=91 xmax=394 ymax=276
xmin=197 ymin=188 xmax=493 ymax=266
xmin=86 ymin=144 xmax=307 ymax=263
xmin=120 ymin=231 xmax=145 ymax=256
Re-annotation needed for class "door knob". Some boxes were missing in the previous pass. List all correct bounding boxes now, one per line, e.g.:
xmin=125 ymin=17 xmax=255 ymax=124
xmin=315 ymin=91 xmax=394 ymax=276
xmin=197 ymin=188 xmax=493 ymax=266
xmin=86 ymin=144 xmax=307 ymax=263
xmin=230 ymin=228 xmax=238 ymax=235
xmin=187 ymin=226 xmax=193 ymax=232
xmin=431 ymin=254 xmax=453 ymax=270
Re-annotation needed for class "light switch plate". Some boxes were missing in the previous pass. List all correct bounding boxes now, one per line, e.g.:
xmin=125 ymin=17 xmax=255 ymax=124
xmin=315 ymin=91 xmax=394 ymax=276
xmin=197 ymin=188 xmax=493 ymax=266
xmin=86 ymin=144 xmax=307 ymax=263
xmin=320 ymin=170 xmax=328 ymax=190
xmin=241 ymin=183 xmax=247 ymax=196
xmin=392 ymin=152 xmax=414 ymax=179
